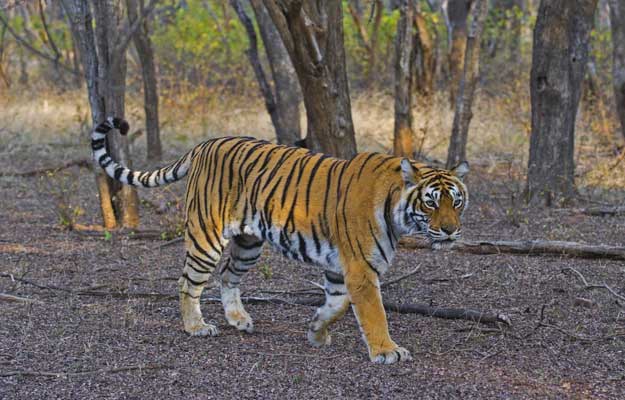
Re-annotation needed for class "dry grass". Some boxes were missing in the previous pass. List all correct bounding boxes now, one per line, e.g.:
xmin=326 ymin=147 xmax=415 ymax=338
xmin=1 ymin=86 xmax=624 ymax=198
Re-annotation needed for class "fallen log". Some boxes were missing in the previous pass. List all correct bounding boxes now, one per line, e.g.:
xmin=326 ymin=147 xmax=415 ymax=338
xmin=400 ymin=238 xmax=625 ymax=261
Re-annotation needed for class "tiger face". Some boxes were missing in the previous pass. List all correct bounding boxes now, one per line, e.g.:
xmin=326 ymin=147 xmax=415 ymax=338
xmin=399 ymin=159 xmax=469 ymax=242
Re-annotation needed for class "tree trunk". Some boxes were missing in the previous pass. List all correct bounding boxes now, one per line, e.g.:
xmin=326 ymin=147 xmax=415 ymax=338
xmin=608 ymin=0 xmax=625 ymax=142
xmin=526 ymin=0 xmax=598 ymax=206
xmin=248 ymin=0 xmax=302 ymax=145
xmin=447 ymin=0 xmax=472 ymax=108
xmin=61 ymin=0 xmax=118 ymax=229
xmin=446 ymin=0 xmax=488 ymax=168
xmin=393 ymin=0 xmax=416 ymax=157
xmin=127 ymin=0 xmax=162 ymax=161
xmin=261 ymin=0 xmax=357 ymax=159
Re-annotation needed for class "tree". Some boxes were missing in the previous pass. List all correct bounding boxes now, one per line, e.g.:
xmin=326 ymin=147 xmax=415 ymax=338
xmin=231 ymin=0 xmax=302 ymax=146
xmin=393 ymin=0 xmax=417 ymax=157
xmin=608 ymin=0 xmax=625 ymax=142
xmin=61 ymin=0 xmax=151 ymax=228
xmin=261 ymin=0 xmax=357 ymax=159
xmin=526 ymin=0 xmax=598 ymax=206
xmin=446 ymin=0 xmax=488 ymax=168
xmin=346 ymin=0 xmax=383 ymax=86
xmin=127 ymin=0 xmax=162 ymax=161
xmin=447 ymin=0 xmax=472 ymax=108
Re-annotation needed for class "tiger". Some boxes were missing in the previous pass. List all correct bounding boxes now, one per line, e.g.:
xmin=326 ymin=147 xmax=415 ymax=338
xmin=91 ymin=117 xmax=469 ymax=364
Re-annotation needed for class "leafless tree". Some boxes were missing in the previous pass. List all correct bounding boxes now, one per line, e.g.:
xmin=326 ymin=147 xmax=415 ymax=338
xmin=447 ymin=0 xmax=472 ymax=108
xmin=608 ymin=0 xmax=625 ymax=142
xmin=526 ymin=0 xmax=598 ymax=206
xmin=127 ymin=0 xmax=162 ymax=161
xmin=446 ymin=0 xmax=488 ymax=168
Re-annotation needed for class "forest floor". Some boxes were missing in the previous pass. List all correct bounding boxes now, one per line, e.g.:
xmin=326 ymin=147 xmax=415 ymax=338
xmin=1 ymin=94 xmax=625 ymax=399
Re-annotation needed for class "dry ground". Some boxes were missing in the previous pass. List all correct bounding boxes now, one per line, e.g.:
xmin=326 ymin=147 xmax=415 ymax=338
xmin=1 ymin=92 xmax=625 ymax=399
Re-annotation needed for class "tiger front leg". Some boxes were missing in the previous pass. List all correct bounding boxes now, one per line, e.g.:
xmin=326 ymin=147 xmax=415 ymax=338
xmin=345 ymin=266 xmax=412 ymax=364
xmin=307 ymin=271 xmax=350 ymax=347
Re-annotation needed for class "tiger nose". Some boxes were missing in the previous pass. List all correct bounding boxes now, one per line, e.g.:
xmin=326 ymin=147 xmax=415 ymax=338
xmin=441 ymin=225 xmax=457 ymax=235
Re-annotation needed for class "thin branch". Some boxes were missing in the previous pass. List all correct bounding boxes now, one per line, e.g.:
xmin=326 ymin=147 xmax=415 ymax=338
xmin=0 ymin=159 xmax=91 ymax=177
xmin=0 ymin=364 xmax=172 ymax=378
xmin=0 ymin=11 xmax=78 ymax=74
xmin=380 ymin=265 xmax=422 ymax=289
xmin=563 ymin=267 xmax=625 ymax=305
xmin=114 ymin=0 xmax=157 ymax=54
xmin=38 ymin=0 xmax=63 ymax=65
xmin=0 ymin=293 xmax=43 ymax=304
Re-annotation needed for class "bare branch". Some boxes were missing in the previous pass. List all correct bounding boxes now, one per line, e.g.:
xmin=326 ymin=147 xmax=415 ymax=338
xmin=114 ymin=0 xmax=157 ymax=54
xmin=0 ymin=364 xmax=172 ymax=378
xmin=0 ymin=11 xmax=78 ymax=74
xmin=38 ymin=0 xmax=63 ymax=65
xmin=0 ymin=293 xmax=43 ymax=304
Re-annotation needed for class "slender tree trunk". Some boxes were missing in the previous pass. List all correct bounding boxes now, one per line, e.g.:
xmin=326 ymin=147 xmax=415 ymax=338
xmin=526 ymin=0 xmax=598 ymax=206
xmin=249 ymin=0 xmax=302 ymax=145
xmin=447 ymin=0 xmax=472 ymax=108
xmin=446 ymin=0 xmax=488 ymax=168
xmin=127 ymin=0 xmax=162 ymax=161
xmin=92 ymin=0 xmax=140 ymax=228
xmin=262 ymin=0 xmax=357 ymax=159
xmin=414 ymin=10 xmax=434 ymax=98
xmin=393 ymin=0 xmax=416 ymax=157
xmin=61 ymin=0 xmax=117 ymax=229
xmin=608 ymin=0 xmax=625 ymax=142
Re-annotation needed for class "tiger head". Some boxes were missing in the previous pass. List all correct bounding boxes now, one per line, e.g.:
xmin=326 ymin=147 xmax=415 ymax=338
xmin=398 ymin=159 xmax=469 ymax=242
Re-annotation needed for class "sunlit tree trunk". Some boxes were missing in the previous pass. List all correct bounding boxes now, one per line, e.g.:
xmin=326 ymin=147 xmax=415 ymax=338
xmin=446 ymin=0 xmax=488 ymax=168
xmin=447 ymin=0 xmax=472 ymax=108
xmin=393 ymin=0 xmax=416 ymax=157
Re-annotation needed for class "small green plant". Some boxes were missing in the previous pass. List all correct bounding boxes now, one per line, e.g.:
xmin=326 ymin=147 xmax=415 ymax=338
xmin=103 ymin=230 xmax=112 ymax=241
xmin=258 ymin=264 xmax=272 ymax=280
xmin=37 ymin=171 xmax=84 ymax=230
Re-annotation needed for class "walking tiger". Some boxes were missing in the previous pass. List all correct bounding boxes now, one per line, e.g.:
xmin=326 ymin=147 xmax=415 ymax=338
xmin=92 ymin=117 xmax=469 ymax=364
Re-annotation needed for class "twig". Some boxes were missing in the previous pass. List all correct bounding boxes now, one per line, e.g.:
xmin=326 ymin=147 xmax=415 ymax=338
xmin=156 ymin=236 xmax=184 ymax=249
xmin=381 ymin=265 xmax=422 ymax=289
xmin=563 ymin=267 xmax=625 ymax=305
xmin=0 ymin=364 xmax=171 ymax=378
xmin=239 ymin=351 xmax=343 ymax=359
xmin=0 ymin=293 xmax=43 ymax=304
xmin=0 ymin=159 xmax=91 ymax=177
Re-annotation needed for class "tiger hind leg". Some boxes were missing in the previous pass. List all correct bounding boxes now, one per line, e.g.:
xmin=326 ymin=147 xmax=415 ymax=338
xmin=307 ymin=270 xmax=350 ymax=347
xmin=178 ymin=240 xmax=223 ymax=337
xmin=219 ymin=234 xmax=264 ymax=333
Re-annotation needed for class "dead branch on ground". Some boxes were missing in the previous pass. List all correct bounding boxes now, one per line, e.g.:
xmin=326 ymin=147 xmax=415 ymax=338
xmin=0 ymin=364 xmax=171 ymax=378
xmin=563 ymin=267 xmax=625 ymax=306
xmin=0 ymin=293 xmax=43 ymax=304
xmin=400 ymin=237 xmax=625 ymax=261
xmin=0 ymin=159 xmax=91 ymax=177
xmin=554 ymin=206 xmax=625 ymax=217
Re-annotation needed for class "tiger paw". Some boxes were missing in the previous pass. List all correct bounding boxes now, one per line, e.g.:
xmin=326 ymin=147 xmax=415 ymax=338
xmin=185 ymin=321 xmax=219 ymax=337
xmin=307 ymin=327 xmax=332 ymax=347
xmin=370 ymin=346 xmax=412 ymax=364
xmin=225 ymin=310 xmax=254 ymax=333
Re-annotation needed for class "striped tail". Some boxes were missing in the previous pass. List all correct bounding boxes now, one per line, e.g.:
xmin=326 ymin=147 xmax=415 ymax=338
xmin=91 ymin=117 xmax=192 ymax=188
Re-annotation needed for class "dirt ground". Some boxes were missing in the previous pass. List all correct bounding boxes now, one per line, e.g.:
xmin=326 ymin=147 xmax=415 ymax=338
xmin=1 ymin=141 xmax=624 ymax=399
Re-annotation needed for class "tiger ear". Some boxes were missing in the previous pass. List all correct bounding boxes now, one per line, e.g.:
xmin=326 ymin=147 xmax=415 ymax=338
xmin=400 ymin=159 xmax=419 ymax=187
xmin=450 ymin=161 xmax=469 ymax=180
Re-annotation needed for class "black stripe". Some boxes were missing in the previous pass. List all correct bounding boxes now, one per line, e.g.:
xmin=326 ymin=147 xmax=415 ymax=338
xmin=369 ymin=222 xmax=389 ymax=264
xmin=182 ymin=272 xmax=208 ymax=286
xmin=325 ymin=270 xmax=344 ymax=284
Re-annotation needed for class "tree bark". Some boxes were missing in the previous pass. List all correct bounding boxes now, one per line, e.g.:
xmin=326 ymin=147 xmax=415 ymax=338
xmin=526 ymin=0 xmax=598 ymax=206
xmin=447 ymin=0 xmax=472 ymax=108
xmin=446 ymin=0 xmax=488 ymax=168
xmin=250 ymin=0 xmax=302 ymax=146
xmin=393 ymin=0 xmax=416 ymax=157
xmin=608 ymin=0 xmax=625 ymax=142
xmin=261 ymin=0 xmax=357 ymax=159
xmin=61 ymin=0 xmax=118 ymax=229
xmin=127 ymin=0 xmax=162 ymax=162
